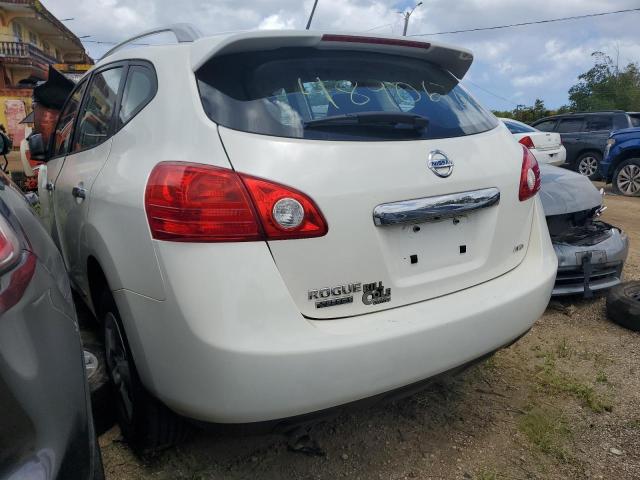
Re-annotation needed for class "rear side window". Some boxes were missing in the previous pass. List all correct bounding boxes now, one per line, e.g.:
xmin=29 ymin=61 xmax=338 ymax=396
xmin=119 ymin=65 xmax=156 ymax=126
xmin=557 ymin=118 xmax=584 ymax=133
xmin=584 ymin=115 xmax=612 ymax=132
xmin=53 ymin=80 xmax=88 ymax=156
xmin=503 ymin=120 xmax=536 ymax=134
xmin=196 ymin=48 xmax=498 ymax=141
xmin=533 ymin=120 xmax=556 ymax=132
xmin=73 ymin=67 xmax=123 ymax=152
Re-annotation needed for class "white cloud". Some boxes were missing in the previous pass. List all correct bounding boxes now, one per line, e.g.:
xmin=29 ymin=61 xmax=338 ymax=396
xmin=41 ymin=0 xmax=640 ymax=109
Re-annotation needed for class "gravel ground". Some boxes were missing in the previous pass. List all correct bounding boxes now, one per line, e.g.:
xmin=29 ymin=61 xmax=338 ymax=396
xmin=100 ymin=188 xmax=639 ymax=480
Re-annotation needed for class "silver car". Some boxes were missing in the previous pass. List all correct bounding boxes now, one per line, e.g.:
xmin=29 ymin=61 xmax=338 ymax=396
xmin=539 ymin=164 xmax=629 ymax=297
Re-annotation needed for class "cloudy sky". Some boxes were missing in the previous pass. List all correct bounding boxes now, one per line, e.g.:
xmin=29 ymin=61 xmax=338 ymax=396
xmin=47 ymin=0 xmax=640 ymax=110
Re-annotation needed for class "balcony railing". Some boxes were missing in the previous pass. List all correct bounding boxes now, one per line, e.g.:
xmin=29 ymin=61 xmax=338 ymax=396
xmin=0 ymin=42 xmax=58 ymax=65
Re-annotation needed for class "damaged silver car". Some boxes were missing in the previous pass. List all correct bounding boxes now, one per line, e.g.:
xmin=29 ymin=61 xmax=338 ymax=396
xmin=539 ymin=164 xmax=629 ymax=297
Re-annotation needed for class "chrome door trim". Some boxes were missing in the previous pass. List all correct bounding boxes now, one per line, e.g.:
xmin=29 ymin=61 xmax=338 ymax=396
xmin=373 ymin=187 xmax=500 ymax=226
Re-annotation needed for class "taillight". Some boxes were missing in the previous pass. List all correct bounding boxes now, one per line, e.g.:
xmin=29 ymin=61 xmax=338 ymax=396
xmin=241 ymin=174 xmax=328 ymax=240
xmin=519 ymin=145 xmax=541 ymax=202
xmin=0 ymin=216 xmax=36 ymax=315
xmin=0 ymin=216 xmax=19 ymax=271
xmin=518 ymin=136 xmax=535 ymax=149
xmin=145 ymin=162 xmax=328 ymax=242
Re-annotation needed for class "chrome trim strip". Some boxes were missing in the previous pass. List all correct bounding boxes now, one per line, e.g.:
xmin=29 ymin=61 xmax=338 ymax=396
xmin=373 ymin=187 xmax=500 ymax=226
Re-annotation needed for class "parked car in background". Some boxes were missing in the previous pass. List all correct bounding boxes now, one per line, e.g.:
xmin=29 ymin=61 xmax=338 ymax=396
xmin=539 ymin=164 xmax=629 ymax=296
xmin=501 ymin=118 xmax=566 ymax=166
xmin=600 ymin=127 xmax=640 ymax=196
xmin=0 ymin=172 xmax=104 ymax=479
xmin=29 ymin=27 xmax=557 ymax=452
xmin=532 ymin=111 xmax=638 ymax=179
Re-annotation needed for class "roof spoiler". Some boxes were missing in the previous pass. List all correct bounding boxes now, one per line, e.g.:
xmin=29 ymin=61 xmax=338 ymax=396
xmin=190 ymin=31 xmax=474 ymax=79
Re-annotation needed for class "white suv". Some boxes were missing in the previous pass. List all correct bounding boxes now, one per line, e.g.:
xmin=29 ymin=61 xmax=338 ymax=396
xmin=33 ymin=26 xmax=557 ymax=451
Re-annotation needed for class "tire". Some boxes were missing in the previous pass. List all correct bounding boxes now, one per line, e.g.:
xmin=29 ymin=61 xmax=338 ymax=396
xmin=99 ymin=291 xmax=190 ymax=454
xmin=606 ymin=281 xmax=640 ymax=332
xmin=575 ymin=151 xmax=602 ymax=180
xmin=82 ymin=334 xmax=117 ymax=436
xmin=611 ymin=158 xmax=640 ymax=197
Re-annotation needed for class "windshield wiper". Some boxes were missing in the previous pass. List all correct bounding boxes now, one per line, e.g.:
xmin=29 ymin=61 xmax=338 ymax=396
xmin=304 ymin=112 xmax=429 ymax=130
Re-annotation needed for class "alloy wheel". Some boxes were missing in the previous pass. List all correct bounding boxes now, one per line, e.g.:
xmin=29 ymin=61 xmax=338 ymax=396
xmin=616 ymin=164 xmax=640 ymax=196
xmin=578 ymin=156 xmax=599 ymax=177
xmin=104 ymin=312 xmax=134 ymax=423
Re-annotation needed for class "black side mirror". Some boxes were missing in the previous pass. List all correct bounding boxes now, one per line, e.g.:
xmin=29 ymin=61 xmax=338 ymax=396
xmin=0 ymin=131 xmax=12 ymax=156
xmin=28 ymin=133 xmax=46 ymax=160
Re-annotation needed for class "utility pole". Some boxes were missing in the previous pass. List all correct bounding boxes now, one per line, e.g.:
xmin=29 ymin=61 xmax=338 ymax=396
xmin=306 ymin=0 xmax=319 ymax=30
xmin=401 ymin=1 xmax=423 ymax=36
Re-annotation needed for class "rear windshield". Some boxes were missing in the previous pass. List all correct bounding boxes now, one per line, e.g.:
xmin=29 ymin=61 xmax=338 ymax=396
xmin=503 ymin=119 xmax=536 ymax=134
xmin=196 ymin=48 xmax=498 ymax=141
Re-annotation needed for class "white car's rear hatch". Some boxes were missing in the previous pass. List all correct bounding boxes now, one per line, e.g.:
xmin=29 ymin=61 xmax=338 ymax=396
xmin=194 ymin=33 xmax=538 ymax=319
xmin=530 ymin=132 xmax=561 ymax=150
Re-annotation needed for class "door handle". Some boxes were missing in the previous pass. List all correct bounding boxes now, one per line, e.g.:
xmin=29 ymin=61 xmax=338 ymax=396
xmin=72 ymin=186 xmax=87 ymax=199
xmin=45 ymin=181 xmax=54 ymax=191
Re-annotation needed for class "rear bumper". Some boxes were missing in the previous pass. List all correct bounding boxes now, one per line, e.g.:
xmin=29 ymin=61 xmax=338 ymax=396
xmin=552 ymin=227 xmax=629 ymax=296
xmin=114 ymin=198 xmax=556 ymax=423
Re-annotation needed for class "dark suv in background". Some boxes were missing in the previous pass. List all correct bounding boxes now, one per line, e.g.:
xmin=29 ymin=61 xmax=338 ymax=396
xmin=532 ymin=111 xmax=639 ymax=179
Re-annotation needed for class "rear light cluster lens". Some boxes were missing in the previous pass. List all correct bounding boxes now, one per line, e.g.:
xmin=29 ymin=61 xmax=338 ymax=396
xmin=241 ymin=174 xmax=328 ymax=240
xmin=145 ymin=162 xmax=328 ymax=242
xmin=0 ymin=216 xmax=36 ymax=315
xmin=518 ymin=135 xmax=535 ymax=149
xmin=519 ymin=145 xmax=541 ymax=202
xmin=0 ymin=216 xmax=19 ymax=271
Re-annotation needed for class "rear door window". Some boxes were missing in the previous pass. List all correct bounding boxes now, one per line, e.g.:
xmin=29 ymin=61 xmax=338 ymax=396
xmin=532 ymin=120 xmax=556 ymax=132
xmin=557 ymin=118 xmax=584 ymax=133
xmin=118 ymin=64 xmax=156 ymax=126
xmin=73 ymin=67 xmax=123 ymax=152
xmin=584 ymin=115 xmax=612 ymax=132
xmin=196 ymin=48 xmax=498 ymax=141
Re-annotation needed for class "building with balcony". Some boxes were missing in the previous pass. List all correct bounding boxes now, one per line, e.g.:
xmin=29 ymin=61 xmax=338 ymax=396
xmin=0 ymin=0 xmax=92 ymax=146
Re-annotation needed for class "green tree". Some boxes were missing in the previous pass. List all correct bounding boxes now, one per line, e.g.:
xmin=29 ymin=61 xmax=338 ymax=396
xmin=568 ymin=52 xmax=640 ymax=111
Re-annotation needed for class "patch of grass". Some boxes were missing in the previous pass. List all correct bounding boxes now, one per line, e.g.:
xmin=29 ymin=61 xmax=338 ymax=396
xmin=535 ymin=350 xmax=612 ymax=413
xmin=556 ymin=338 xmax=573 ymax=359
xmin=595 ymin=371 xmax=608 ymax=383
xmin=483 ymin=356 xmax=497 ymax=371
xmin=476 ymin=468 xmax=498 ymax=480
xmin=626 ymin=419 xmax=640 ymax=429
xmin=518 ymin=407 xmax=571 ymax=461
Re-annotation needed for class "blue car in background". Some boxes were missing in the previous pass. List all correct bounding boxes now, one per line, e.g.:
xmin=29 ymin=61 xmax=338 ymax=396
xmin=600 ymin=126 xmax=640 ymax=196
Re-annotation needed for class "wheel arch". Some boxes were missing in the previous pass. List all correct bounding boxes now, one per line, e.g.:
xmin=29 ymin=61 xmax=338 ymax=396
xmin=574 ymin=148 xmax=603 ymax=162
xmin=612 ymin=147 xmax=640 ymax=170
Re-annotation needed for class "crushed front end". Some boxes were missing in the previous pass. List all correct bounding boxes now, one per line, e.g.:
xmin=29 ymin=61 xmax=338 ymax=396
xmin=547 ymin=209 xmax=629 ymax=297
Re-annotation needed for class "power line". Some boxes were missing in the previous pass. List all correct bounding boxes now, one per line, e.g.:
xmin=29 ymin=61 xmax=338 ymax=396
xmin=463 ymin=79 xmax=519 ymax=106
xmin=82 ymin=7 xmax=640 ymax=49
xmin=408 ymin=7 xmax=640 ymax=37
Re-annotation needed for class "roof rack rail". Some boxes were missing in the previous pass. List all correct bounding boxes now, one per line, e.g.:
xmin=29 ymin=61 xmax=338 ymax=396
xmin=101 ymin=23 xmax=202 ymax=59
xmin=568 ymin=110 xmax=626 ymax=114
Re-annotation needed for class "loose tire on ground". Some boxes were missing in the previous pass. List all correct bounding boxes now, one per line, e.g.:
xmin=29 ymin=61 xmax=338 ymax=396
xmin=99 ymin=291 xmax=190 ymax=454
xmin=606 ymin=281 xmax=640 ymax=332
xmin=611 ymin=158 xmax=640 ymax=197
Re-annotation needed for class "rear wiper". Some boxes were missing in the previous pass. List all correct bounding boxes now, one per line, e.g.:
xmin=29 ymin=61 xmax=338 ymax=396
xmin=304 ymin=112 xmax=429 ymax=130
